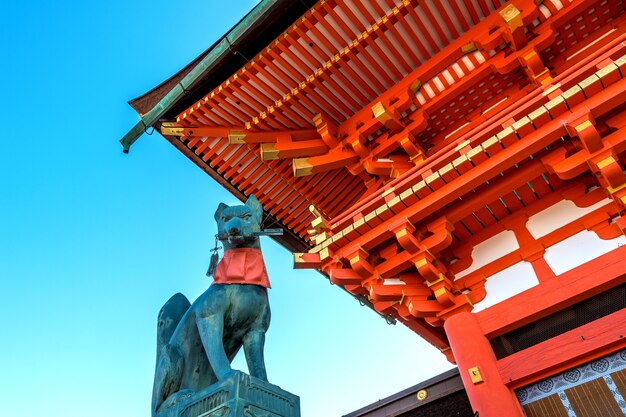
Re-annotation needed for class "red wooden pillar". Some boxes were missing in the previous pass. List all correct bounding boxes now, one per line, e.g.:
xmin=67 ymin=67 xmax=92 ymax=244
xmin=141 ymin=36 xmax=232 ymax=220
xmin=444 ymin=312 xmax=524 ymax=417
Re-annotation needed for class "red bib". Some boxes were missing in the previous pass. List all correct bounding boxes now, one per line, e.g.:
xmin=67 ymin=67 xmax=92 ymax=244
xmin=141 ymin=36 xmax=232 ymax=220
xmin=212 ymin=248 xmax=271 ymax=288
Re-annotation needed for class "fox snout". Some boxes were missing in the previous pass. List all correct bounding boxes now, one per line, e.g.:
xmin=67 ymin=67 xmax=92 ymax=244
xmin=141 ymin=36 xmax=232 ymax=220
xmin=222 ymin=217 xmax=258 ymax=246
xmin=225 ymin=218 xmax=245 ymax=236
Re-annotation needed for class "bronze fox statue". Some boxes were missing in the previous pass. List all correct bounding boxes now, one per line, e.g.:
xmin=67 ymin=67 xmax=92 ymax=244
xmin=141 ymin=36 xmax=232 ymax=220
xmin=151 ymin=195 xmax=271 ymax=417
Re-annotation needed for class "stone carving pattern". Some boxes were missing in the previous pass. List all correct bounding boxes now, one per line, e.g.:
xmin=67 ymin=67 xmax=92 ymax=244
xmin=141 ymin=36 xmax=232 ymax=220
xmin=181 ymin=390 xmax=228 ymax=417
xmin=243 ymin=405 xmax=280 ymax=417
xmin=198 ymin=406 xmax=229 ymax=417
xmin=248 ymin=385 xmax=293 ymax=416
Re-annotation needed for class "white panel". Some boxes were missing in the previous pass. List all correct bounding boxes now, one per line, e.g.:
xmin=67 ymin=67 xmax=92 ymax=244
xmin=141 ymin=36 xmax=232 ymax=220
xmin=461 ymin=55 xmax=475 ymax=71
xmin=481 ymin=97 xmax=509 ymax=115
xmin=549 ymin=0 xmax=565 ymax=10
xmin=451 ymin=61 xmax=465 ymax=77
xmin=442 ymin=69 xmax=455 ymax=85
xmin=544 ymin=230 xmax=626 ymax=275
xmin=423 ymin=83 xmax=436 ymax=98
xmin=473 ymin=261 xmax=539 ymax=312
xmin=526 ymin=198 xmax=612 ymax=239
xmin=540 ymin=4 xmax=552 ymax=18
xmin=383 ymin=278 xmax=406 ymax=286
xmin=455 ymin=230 xmax=519 ymax=280
xmin=444 ymin=121 xmax=469 ymax=139
xmin=472 ymin=50 xmax=486 ymax=64
xmin=432 ymin=76 xmax=445 ymax=92
xmin=567 ymin=28 xmax=616 ymax=62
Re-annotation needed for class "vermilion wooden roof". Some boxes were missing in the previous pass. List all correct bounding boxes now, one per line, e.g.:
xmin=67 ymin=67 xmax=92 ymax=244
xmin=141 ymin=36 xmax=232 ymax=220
xmin=152 ymin=0 xmax=624 ymax=250
xmin=126 ymin=0 xmax=626 ymax=348
xmin=163 ymin=0 xmax=518 ymax=246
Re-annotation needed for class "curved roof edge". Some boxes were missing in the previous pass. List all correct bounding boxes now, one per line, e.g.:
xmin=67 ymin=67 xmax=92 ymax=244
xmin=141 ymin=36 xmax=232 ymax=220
xmin=122 ymin=0 xmax=316 ymax=152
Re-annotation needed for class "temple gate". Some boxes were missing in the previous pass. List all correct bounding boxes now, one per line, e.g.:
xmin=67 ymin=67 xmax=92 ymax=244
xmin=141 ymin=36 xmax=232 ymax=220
xmin=122 ymin=1 xmax=626 ymax=415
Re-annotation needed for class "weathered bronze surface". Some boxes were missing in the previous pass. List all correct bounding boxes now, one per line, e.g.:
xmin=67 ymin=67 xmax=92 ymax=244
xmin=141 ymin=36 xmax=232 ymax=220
xmin=151 ymin=196 xmax=298 ymax=417
xmin=156 ymin=370 xmax=300 ymax=417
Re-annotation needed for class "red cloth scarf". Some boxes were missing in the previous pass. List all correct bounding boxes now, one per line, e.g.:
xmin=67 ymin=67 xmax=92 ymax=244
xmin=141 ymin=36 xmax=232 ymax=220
xmin=212 ymin=248 xmax=271 ymax=288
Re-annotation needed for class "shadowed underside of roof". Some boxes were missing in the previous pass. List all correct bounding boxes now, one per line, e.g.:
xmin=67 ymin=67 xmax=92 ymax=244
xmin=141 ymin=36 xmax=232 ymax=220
xmin=125 ymin=0 xmax=626 ymax=346
xmin=134 ymin=0 xmax=522 ymax=250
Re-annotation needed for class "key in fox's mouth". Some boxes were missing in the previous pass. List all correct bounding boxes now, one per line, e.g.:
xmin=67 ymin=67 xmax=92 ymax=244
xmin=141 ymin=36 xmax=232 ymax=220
xmin=227 ymin=234 xmax=245 ymax=244
xmin=223 ymin=232 xmax=257 ymax=245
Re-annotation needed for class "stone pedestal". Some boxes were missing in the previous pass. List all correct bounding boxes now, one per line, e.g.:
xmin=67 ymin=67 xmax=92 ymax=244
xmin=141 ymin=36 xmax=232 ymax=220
xmin=158 ymin=371 xmax=300 ymax=417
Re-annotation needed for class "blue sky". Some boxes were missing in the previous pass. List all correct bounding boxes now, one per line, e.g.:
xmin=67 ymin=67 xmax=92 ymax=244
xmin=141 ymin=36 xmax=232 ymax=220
xmin=0 ymin=1 xmax=452 ymax=416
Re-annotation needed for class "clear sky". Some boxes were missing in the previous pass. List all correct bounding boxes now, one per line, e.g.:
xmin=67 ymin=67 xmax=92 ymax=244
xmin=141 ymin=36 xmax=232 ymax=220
xmin=0 ymin=1 xmax=453 ymax=416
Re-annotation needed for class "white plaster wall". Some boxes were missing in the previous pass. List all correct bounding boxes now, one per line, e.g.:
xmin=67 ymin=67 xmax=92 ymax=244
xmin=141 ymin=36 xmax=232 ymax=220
xmin=473 ymin=261 xmax=539 ymax=312
xmin=454 ymin=230 xmax=519 ymax=280
xmin=526 ymin=198 xmax=612 ymax=239
xmin=544 ymin=230 xmax=626 ymax=275
xmin=383 ymin=278 xmax=405 ymax=285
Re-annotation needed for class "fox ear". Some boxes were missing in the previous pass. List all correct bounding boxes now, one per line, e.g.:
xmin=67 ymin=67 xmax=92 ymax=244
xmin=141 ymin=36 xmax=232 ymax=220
xmin=214 ymin=202 xmax=229 ymax=221
xmin=245 ymin=195 xmax=263 ymax=223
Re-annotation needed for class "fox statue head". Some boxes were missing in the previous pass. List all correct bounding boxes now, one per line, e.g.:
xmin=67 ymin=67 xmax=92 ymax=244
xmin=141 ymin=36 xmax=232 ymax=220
xmin=214 ymin=195 xmax=263 ymax=250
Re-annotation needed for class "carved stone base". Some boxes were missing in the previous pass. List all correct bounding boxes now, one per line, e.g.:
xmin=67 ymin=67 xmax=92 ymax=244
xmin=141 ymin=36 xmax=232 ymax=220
xmin=157 ymin=371 xmax=300 ymax=417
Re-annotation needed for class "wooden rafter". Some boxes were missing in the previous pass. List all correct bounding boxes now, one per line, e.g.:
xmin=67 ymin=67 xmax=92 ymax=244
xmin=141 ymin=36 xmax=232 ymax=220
xmin=147 ymin=0 xmax=626 ymax=349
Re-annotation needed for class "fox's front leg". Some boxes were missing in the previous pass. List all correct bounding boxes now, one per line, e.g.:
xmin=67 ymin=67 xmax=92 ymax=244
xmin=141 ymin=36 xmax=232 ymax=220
xmin=243 ymin=329 xmax=268 ymax=381
xmin=195 ymin=313 xmax=233 ymax=380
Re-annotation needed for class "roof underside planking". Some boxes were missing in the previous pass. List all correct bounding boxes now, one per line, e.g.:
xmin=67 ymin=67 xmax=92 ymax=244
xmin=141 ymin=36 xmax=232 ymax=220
xmin=132 ymin=0 xmax=527 ymax=250
xmin=125 ymin=0 xmax=626 ymax=348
